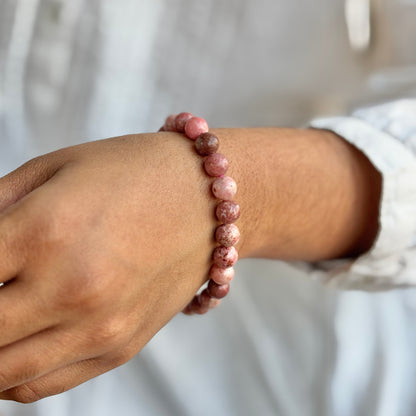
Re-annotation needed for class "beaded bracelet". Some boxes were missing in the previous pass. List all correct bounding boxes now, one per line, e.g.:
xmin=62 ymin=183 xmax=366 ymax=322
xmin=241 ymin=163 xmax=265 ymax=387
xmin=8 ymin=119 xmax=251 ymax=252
xmin=159 ymin=113 xmax=240 ymax=315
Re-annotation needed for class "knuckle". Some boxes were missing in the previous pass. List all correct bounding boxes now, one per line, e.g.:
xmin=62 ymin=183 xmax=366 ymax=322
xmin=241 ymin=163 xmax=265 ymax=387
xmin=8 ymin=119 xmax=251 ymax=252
xmin=8 ymin=384 xmax=44 ymax=404
xmin=27 ymin=197 xmax=78 ymax=253
xmin=32 ymin=203 xmax=68 ymax=247
xmin=87 ymin=317 xmax=127 ymax=351
xmin=55 ymin=261 xmax=114 ymax=314
xmin=73 ymin=275 xmax=110 ymax=313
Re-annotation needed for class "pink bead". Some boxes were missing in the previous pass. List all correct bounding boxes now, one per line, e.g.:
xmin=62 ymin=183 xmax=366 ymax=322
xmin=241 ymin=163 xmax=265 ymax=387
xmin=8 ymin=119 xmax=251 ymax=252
xmin=182 ymin=302 xmax=194 ymax=315
xmin=197 ymin=290 xmax=220 ymax=312
xmin=195 ymin=133 xmax=219 ymax=156
xmin=207 ymin=280 xmax=230 ymax=299
xmin=199 ymin=290 xmax=212 ymax=307
xmin=210 ymin=265 xmax=235 ymax=285
xmin=216 ymin=201 xmax=240 ymax=224
xmin=215 ymin=224 xmax=240 ymax=247
xmin=175 ymin=112 xmax=194 ymax=133
xmin=164 ymin=114 xmax=177 ymax=131
xmin=204 ymin=153 xmax=229 ymax=177
xmin=182 ymin=297 xmax=199 ymax=315
xmin=184 ymin=117 xmax=209 ymax=140
xmin=213 ymin=246 xmax=238 ymax=268
xmin=190 ymin=296 xmax=209 ymax=315
xmin=212 ymin=176 xmax=237 ymax=200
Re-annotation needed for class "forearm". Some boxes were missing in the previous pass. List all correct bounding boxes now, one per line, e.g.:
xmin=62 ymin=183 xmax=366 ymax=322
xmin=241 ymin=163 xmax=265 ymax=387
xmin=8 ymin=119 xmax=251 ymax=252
xmin=212 ymin=128 xmax=382 ymax=262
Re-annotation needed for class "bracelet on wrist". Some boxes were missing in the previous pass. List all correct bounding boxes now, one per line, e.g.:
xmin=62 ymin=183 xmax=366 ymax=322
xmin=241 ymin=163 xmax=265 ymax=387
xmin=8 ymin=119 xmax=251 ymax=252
xmin=159 ymin=113 xmax=241 ymax=315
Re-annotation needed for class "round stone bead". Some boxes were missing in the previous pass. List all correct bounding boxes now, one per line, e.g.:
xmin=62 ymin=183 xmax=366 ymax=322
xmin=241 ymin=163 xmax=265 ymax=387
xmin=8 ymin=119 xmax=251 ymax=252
xmin=182 ymin=301 xmax=194 ymax=315
xmin=198 ymin=290 xmax=211 ymax=307
xmin=207 ymin=280 xmax=230 ymax=299
xmin=198 ymin=290 xmax=220 ymax=311
xmin=215 ymin=224 xmax=240 ymax=247
xmin=175 ymin=112 xmax=194 ymax=133
xmin=216 ymin=201 xmax=240 ymax=224
xmin=189 ymin=296 xmax=209 ymax=315
xmin=210 ymin=265 xmax=235 ymax=285
xmin=212 ymin=176 xmax=237 ymax=200
xmin=204 ymin=153 xmax=229 ymax=177
xmin=213 ymin=246 xmax=238 ymax=268
xmin=184 ymin=117 xmax=209 ymax=140
xmin=164 ymin=114 xmax=177 ymax=131
xmin=195 ymin=133 xmax=219 ymax=156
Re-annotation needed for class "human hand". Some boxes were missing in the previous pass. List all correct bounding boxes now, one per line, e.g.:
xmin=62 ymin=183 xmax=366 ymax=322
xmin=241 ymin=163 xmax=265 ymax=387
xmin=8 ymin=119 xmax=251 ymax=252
xmin=0 ymin=133 xmax=222 ymax=402
xmin=0 ymin=127 xmax=380 ymax=403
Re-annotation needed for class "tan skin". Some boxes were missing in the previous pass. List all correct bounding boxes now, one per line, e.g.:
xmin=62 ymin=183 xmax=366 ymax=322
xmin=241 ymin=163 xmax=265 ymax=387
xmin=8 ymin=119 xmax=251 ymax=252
xmin=0 ymin=128 xmax=381 ymax=402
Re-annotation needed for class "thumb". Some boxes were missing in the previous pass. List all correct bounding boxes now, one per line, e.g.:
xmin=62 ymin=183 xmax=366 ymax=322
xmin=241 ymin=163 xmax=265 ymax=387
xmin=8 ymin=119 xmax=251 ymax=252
xmin=0 ymin=154 xmax=64 ymax=212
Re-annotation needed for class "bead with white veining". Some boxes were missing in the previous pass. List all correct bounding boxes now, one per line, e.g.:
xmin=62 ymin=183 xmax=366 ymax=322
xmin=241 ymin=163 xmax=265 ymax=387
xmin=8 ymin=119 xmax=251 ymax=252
xmin=212 ymin=176 xmax=237 ymax=200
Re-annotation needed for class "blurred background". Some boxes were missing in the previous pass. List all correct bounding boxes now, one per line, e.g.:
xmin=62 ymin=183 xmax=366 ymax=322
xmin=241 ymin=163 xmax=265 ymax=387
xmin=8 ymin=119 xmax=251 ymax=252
xmin=0 ymin=0 xmax=416 ymax=415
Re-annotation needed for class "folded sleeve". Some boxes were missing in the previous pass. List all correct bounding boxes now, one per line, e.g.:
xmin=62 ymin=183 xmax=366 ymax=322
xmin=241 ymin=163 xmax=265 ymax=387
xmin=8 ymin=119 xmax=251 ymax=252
xmin=299 ymin=99 xmax=416 ymax=290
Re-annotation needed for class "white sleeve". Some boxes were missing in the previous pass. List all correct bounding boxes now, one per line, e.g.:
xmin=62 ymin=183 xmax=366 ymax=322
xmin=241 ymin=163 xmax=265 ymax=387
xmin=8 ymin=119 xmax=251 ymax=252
xmin=299 ymin=99 xmax=416 ymax=290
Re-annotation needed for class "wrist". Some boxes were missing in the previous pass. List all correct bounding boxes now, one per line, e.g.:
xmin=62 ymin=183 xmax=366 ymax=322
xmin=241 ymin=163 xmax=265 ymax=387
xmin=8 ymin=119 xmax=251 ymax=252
xmin=212 ymin=127 xmax=382 ymax=262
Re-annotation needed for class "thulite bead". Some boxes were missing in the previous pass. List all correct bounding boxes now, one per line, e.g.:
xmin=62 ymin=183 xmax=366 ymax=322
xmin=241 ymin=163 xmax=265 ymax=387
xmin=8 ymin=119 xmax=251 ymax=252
xmin=204 ymin=153 xmax=229 ymax=177
xmin=212 ymin=176 xmax=237 ymax=200
xmin=213 ymin=246 xmax=238 ymax=268
xmin=216 ymin=201 xmax=240 ymax=224
xmin=195 ymin=133 xmax=219 ymax=156
xmin=198 ymin=290 xmax=212 ymax=307
xmin=175 ymin=112 xmax=194 ymax=133
xmin=164 ymin=114 xmax=177 ymax=131
xmin=184 ymin=117 xmax=209 ymax=140
xmin=215 ymin=224 xmax=240 ymax=247
xmin=189 ymin=296 xmax=209 ymax=315
xmin=210 ymin=265 xmax=235 ymax=285
xmin=197 ymin=290 xmax=220 ymax=312
xmin=159 ymin=112 xmax=241 ymax=316
xmin=207 ymin=280 xmax=230 ymax=299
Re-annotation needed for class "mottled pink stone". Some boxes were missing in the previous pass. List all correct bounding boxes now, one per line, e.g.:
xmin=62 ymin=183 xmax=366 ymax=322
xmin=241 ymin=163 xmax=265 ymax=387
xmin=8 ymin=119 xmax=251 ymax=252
xmin=198 ymin=290 xmax=212 ymax=307
xmin=213 ymin=246 xmax=238 ymax=268
xmin=184 ymin=117 xmax=209 ymax=140
xmin=183 ymin=290 xmax=220 ymax=315
xmin=175 ymin=112 xmax=194 ymax=133
xmin=195 ymin=133 xmax=219 ymax=156
xmin=197 ymin=290 xmax=220 ymax=311
xmin=204 ymin=153 xmax=229 ymax=177
xmin=190 ymin=296 xmax=209 ymax=315
xmin=207 ymin=280 xmax=230 ymax=299
xmin=164 ymin=114 xmax=177 ymax=131
xmin=216 ymin=201 xmax=240 ymax=224
xmin=184 ymin=297 xmax=203 ymax=315
xmin=212 ymin=176 xmax=237 ymax=201
xmin=210 ymin=265 xmax=235 ymax=285
xmin=215 ymin=224 xmax=240 ymax=247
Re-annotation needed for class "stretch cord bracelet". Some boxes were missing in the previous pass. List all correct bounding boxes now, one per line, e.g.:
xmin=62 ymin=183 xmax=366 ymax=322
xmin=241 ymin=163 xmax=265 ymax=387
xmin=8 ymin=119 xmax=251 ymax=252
xmin=159 ymin=113 xmax=241 ymax=315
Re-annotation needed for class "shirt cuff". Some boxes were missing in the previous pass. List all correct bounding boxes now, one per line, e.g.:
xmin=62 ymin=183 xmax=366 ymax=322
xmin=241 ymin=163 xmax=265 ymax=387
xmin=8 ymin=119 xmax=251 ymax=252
xmin=303 ymin=115 xmax=416 ymax=290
